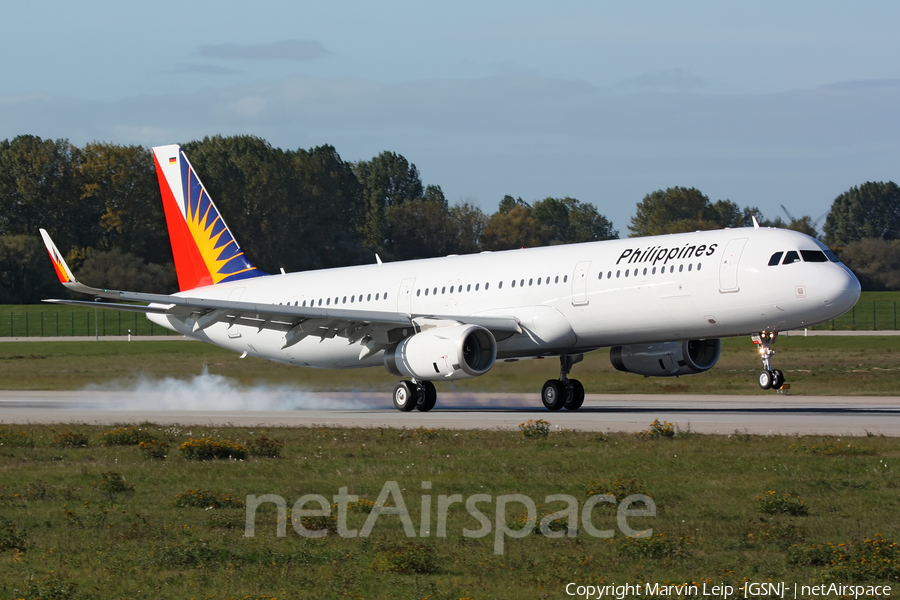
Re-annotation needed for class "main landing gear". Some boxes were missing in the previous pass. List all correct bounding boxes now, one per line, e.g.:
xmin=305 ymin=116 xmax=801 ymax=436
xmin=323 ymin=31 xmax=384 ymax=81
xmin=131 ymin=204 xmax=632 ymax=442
xmin=393 ymin=379 xmax=437 ymax=412
xmin=753 ymin=331 xmax=786 ymax=390
xmin=541 ymin=354 xmax=586 ymax=411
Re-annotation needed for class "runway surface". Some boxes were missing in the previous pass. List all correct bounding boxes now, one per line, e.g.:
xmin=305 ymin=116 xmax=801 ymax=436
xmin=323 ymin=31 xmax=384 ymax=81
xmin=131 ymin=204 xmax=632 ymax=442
xmin=2 ymin=390 xmax=900 ymax=436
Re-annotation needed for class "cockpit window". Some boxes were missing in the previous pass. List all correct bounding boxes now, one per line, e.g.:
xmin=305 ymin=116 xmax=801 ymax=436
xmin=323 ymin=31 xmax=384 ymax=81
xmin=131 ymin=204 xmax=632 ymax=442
xmin=823 ymin=248 xmax=839 ymax=262
xmin=782 ymin=250 xmax=801 ymax=265
xmin=800 ymin=250 xmax=828 ymax=263
xmin=768 ymin=252 xmax=784 ymax=266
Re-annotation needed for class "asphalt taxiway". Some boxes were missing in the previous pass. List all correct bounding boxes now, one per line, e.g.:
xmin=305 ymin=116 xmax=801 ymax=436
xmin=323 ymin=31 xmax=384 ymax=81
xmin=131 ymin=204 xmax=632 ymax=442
xmin=2 ymin=390 xmax=899 ymax=436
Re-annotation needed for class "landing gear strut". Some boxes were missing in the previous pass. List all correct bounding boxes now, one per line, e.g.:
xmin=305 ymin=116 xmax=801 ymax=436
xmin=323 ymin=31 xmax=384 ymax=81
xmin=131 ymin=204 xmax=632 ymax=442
xmin=392 ymin=379 xmax=437 ymax=412
xmin=753 ymin=331 xmax=785 ymax=390
xmin=541 ymin=354 xmax=586 ymax=411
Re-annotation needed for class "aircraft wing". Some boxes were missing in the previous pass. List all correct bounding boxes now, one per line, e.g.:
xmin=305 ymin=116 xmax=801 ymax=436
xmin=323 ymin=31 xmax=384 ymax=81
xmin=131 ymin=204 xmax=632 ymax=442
xmin=40 ymin=229 xmax=521 ymax=354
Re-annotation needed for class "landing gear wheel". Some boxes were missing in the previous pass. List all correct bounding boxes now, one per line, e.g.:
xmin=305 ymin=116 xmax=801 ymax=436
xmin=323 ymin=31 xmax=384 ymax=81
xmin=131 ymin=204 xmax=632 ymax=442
xmin=393 ymin=381 xmax=417 ymax=411
xmin=542 ymin=380 xmax=565 ymax=411
xmin=758 ymin=370 xmax=773 ymax=390
xmin=416 ymin=381 xmax=437 ymax=412
xmin=564 ymin=379 xmax=585 ymax=410
xmin=771 ymin=369 xmax=785 ymax=390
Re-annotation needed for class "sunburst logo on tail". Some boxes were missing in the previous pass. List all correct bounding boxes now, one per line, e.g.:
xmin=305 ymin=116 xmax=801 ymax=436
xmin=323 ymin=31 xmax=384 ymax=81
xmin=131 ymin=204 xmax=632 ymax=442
xmin=181 ymin=162 xmax=259 ymax=284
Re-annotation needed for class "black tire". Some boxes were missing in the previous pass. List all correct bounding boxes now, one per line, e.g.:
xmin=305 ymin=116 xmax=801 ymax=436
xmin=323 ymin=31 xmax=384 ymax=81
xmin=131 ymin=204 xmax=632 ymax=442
xmin=417 ymin=381 xmax=437 ymax=412
xmin=758 ymin=370 xmax=773 ymax=390
xmin=393 ymin=381 xmax=417 ymax=411
xmin=564 ymin=379 xmax=585 ymax=410
xmin=771 ymin=369 xmax=785 ymax=390
xmin=541 ymin=380 xmax=565 ymax=411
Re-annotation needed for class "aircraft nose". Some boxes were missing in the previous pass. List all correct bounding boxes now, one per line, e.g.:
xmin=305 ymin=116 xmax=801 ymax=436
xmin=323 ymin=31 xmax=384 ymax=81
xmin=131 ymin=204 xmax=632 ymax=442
xmin=824 ymin=265 xmax=861 ymax=314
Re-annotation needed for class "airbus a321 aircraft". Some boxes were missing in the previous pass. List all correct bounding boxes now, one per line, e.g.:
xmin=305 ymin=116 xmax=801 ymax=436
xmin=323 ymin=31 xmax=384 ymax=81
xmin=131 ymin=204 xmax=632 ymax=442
xmin=41 ymin=144 xmax=861 ymax=412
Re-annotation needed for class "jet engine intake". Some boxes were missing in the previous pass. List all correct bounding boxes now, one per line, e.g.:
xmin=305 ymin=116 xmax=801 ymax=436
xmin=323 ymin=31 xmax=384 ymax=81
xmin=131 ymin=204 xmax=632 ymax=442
xmin=609 ymin=339 xmax=721 ymax=377
xmin=384 ymin=324 xmax=497 ymax=380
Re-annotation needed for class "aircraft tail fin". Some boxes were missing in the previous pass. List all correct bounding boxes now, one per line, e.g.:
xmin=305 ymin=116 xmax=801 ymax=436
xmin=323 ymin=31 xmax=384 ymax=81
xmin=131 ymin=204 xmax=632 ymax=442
xmin=152 ymin=145 xmax=266 ymax=291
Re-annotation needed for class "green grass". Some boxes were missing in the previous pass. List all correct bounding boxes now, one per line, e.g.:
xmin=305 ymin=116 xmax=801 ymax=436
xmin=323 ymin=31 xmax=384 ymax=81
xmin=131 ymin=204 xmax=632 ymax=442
xmin=1 ymin=335 xmax=898 ymax=395
xmin=0 ymin=304 xmax=173 ymax=337
xmin=1 ymin=423 xmax=899 ymax=599
xmin=1 ymin=291 xmax=898 ymax=337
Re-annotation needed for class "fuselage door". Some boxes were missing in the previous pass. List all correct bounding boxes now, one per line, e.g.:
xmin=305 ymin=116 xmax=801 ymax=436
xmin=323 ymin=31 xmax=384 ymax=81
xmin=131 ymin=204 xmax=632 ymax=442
xmin=571 ymin=261 xmax=591 ymax=305
xmin=398 ymin=278 xmax=416 ymax=314
xmin=719 ymin=238 xmax=747 ymax=293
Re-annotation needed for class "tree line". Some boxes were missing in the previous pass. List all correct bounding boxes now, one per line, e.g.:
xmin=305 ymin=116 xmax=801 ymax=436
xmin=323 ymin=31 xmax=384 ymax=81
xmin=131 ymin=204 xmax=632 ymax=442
xmin=0 ymin=134 xmax=897 ymax=303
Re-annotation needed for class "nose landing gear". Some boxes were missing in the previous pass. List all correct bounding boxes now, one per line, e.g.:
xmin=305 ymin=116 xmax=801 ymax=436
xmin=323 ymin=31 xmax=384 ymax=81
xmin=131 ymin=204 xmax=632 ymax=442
xmin=753 ymin=331 xmax=785 ymax=390
xmin=541 ymin=354 xmax=586 ymax=410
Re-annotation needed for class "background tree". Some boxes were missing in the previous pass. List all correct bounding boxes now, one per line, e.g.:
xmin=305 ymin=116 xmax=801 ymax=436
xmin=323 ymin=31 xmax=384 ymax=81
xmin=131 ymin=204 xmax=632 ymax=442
xmin=628 ymin=187 xmax=723 ymax=236
xmin=77 ymin=247 xmax=177 ymax=294
xmin=448 ymin=202 xmax=488 ymax=255
xmin=836 ymin=238 xmax=900 ymax=291
xmin=482 ymin=202 xmax=553 ymax=250
xmin=532 ymin=197 xmax=619 ymax=243
xmin=824 ymin=181 xmax=900 ymax=246
xmin=0 ymin=235 xmax=61 ymax=304
xmin=382 ymin=200 xmax=455 ymax=260
xmin=0 ymin=136 xmax=97 ymax=251
xmin=353 ymin=152 xmax=424 ymax=250
xmin=289 ymin=144 xmax=366 ymax=269
xmin=76 ymin=142 xmax=170 ymax=264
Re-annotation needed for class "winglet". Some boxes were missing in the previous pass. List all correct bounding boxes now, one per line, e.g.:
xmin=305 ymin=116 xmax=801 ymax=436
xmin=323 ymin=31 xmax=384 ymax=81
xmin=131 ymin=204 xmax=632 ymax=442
xmin=39 ymin=228 xmax=75 ymax=284
xmin=39 ymin=229 xmax=118 ymax=299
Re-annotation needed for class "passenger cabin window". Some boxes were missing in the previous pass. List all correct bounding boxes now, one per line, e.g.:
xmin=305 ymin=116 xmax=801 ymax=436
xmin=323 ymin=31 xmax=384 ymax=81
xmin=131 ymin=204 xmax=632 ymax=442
xmin=498 ymin=281 xmax=503 ymax=289
xmin=782 ymin=251 xmax=801 ymax=265
xmin=768 ymin=252 xmax=784 ymax=266
xmin=800 ymin=250 xmax=828 ymax=263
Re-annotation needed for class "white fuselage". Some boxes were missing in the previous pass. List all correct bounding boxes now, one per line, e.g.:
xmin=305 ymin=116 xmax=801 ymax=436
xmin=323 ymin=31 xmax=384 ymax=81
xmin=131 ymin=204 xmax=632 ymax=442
xmin=147 ymin=227 xmax=861 ymax=370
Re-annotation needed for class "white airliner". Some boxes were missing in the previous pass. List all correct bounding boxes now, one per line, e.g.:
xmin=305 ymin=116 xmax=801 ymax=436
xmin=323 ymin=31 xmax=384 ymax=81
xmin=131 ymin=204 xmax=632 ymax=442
xmin=40 ymin=144 xmax=861 ymax=411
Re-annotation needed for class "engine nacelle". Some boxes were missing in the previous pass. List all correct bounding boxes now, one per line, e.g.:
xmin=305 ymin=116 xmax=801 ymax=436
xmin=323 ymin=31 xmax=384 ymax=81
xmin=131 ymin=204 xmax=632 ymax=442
xmin=610 ymin=339 xmax=721 ymax=377
xmin=384 ymin=324 xmax=497 ymax=381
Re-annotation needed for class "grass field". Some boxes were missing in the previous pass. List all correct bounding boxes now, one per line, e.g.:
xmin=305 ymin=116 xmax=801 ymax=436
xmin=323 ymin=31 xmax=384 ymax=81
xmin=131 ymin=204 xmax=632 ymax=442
xmin=1 ymin=335 xmax=898 ymax=395
xmin=1 ymin=291 xmax=899 ymax=337
xmin=0 ymin=423 xmax=898 ymax=599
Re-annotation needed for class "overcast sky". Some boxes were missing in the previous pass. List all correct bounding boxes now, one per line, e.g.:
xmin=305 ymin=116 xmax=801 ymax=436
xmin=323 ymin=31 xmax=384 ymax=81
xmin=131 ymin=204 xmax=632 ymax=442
xmin=2 ymin=1 xmax=898 ymax=235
